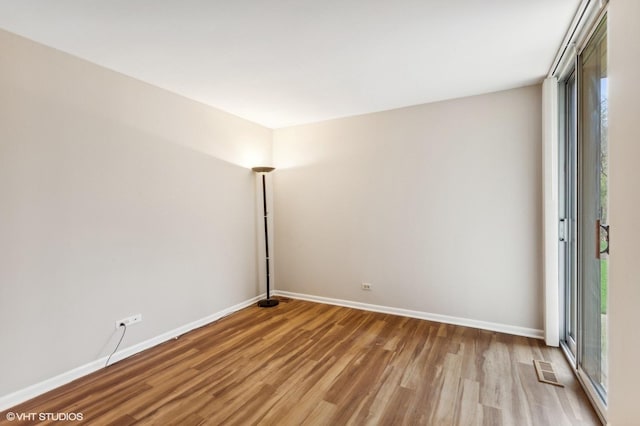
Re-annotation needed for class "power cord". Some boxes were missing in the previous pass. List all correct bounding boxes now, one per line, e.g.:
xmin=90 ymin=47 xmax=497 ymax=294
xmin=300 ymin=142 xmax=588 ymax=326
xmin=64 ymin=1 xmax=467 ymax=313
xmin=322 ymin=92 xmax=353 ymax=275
xmin=105 ymin=323 xmax=127 ymax=367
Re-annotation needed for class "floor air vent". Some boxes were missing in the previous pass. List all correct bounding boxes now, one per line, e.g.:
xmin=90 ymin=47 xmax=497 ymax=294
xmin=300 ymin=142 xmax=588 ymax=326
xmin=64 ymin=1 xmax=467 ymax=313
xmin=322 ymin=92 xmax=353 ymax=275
xmin=533 ymin=360 xmax=564 ymax=387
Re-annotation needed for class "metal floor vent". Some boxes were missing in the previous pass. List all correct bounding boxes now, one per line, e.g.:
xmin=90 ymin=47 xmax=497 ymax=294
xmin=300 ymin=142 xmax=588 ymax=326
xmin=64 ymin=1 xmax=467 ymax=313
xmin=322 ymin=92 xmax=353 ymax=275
xmin=533 ymin=360 xmax=564 ymax=387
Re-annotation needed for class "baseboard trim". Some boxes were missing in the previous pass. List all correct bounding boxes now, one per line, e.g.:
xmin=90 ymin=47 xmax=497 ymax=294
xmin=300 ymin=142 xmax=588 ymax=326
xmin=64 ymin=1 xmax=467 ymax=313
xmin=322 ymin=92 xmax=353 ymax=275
xmin=274 ymin=290 xmax=544 ymax=340
xmin=0 ymin=294 xmax=262 ymax=412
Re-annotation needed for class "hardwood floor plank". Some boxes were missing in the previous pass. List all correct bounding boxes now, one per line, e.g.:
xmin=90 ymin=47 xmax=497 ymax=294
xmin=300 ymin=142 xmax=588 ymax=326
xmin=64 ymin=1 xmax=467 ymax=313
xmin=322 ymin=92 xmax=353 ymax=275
xmin=453 ymin=378 xmax=481 ymax=426
xmin=0 ymin=299 xmax=600 ymax=425
xmin=432 ymin=353 xmax=463 ymax=425
xmin=267 ymin=358 xmax=342 ymax=425
xmin=375 ymin=386 xmax=417 ymax=426
xmin=481 ymin=405 xmax=503 ymax=426
xmin=301 ymin=400 xmax=338 ymax=426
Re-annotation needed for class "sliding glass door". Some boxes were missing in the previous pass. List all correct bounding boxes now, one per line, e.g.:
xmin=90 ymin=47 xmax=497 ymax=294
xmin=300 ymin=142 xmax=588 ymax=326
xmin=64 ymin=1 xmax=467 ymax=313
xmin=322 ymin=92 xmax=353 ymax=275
xmin=578 ymin=17 xmax=608 ymax=399
xmin=560 ymin=16 xmax=608 ymax=409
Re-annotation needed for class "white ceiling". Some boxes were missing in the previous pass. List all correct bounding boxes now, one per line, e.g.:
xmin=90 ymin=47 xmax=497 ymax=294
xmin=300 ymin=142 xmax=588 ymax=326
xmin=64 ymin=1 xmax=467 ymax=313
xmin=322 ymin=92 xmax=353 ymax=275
xmin=0 ymin=0 xmax=579 ymax=128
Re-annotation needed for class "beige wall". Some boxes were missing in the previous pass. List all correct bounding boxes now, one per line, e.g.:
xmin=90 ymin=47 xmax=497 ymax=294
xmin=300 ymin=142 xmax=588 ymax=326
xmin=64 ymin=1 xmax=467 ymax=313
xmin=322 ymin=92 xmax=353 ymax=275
xmin=608 ymin=1 xmax=640 ymax=424
xmin=273 ymin=85 xmax=543 ymax=331
xmin=0 ymin=30 xmax=272 ymax=397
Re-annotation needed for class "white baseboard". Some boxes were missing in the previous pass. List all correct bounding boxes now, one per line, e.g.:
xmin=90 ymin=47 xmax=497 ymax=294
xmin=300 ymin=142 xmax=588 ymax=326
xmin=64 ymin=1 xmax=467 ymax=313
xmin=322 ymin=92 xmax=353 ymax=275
xmin=274 ymin=290 xmax=544 ymax=340
xmin=0 ymin=295 xmax=263 ymax=412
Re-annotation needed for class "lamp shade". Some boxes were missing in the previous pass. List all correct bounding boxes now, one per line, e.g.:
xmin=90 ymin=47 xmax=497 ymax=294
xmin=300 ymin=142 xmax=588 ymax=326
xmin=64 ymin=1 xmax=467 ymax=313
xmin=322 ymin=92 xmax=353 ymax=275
xmin=252 ymin=166 xmax=275 ymax=173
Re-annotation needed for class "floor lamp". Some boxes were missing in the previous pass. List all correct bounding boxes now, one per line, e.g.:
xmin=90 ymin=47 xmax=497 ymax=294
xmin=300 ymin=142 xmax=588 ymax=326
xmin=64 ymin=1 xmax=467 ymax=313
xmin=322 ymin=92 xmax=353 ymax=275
xmin=252 ymin=166 xmax=279 ymax=308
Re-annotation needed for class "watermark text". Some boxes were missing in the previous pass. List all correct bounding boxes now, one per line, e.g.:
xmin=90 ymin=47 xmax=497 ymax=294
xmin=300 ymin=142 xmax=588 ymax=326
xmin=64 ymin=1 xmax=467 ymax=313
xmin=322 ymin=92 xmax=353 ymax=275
xmin=5 ymin=411 xmax=84 ymax=422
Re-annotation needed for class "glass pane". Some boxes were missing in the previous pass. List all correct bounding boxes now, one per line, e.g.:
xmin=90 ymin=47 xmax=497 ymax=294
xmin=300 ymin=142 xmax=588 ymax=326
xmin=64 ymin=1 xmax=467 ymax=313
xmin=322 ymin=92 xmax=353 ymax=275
xmin=562 ymin=72 xmax=578 ymax=357
xmin=579 ymin=17 xmax=608 ymax=399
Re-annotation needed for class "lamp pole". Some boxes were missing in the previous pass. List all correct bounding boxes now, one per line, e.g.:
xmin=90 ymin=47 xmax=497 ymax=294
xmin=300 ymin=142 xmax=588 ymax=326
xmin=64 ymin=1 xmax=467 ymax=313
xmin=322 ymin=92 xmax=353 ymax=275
xmin=252 ymin=167 xmax=278 ymax=307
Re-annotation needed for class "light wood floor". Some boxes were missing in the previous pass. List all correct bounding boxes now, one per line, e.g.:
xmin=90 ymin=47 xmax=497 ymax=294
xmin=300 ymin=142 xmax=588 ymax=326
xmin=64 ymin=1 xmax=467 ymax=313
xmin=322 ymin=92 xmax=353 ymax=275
xmin=1 ymin=298 xmax=599 ymax=425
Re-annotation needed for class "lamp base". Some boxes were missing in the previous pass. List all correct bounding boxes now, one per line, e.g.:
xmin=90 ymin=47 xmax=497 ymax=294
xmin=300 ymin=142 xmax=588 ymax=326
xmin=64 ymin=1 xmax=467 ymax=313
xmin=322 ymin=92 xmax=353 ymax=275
xmin=257 ymin=298 xmax=279 ymax=308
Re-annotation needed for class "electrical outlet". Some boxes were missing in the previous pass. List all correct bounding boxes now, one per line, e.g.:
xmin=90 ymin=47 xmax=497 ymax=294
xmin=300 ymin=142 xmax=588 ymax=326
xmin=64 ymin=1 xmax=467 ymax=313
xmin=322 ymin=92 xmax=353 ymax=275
xmin=115 ymin=314 xmax=142 ymax=330
xmin=361 ymin=283 xmax=372 ymax=291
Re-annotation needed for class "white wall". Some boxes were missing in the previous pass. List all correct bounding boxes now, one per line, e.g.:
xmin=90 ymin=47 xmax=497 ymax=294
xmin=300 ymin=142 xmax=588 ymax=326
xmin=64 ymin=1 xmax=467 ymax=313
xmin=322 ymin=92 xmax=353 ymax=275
xmin=273 ymin=85 xmax=543 ymax=332
xmin=607 ymin=1 xmax=640 ymax=424
xmin=0 ymin=30 xmax=272 ymax=398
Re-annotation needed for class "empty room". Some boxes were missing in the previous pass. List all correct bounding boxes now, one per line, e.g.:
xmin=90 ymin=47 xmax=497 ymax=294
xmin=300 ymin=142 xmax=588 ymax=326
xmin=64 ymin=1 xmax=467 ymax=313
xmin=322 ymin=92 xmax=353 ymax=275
xmin=0 ymin=0 xmax=638 ymax=425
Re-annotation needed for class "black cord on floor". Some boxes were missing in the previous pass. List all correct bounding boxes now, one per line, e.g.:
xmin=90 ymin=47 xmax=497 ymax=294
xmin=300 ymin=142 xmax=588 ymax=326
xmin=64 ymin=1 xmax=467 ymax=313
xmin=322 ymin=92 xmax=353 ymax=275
xmin=105 ymin=324 xmax=127 ymax=368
